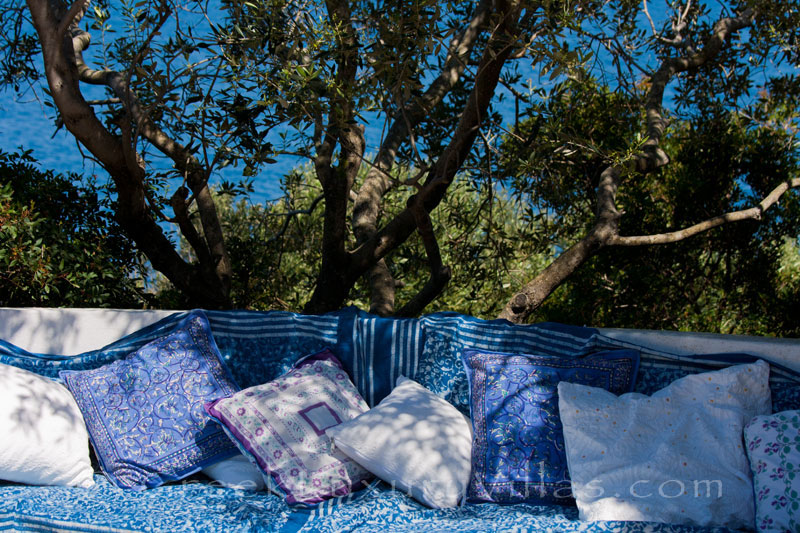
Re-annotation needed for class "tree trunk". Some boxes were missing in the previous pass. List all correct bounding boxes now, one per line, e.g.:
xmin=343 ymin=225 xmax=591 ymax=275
xmin=27 ymin=0 xmax=233 ymax=309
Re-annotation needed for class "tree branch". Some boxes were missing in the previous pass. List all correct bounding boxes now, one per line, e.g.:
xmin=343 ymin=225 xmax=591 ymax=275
xmin=353 ymin=0 xmax=491 ymax=220
xmin=350 ymin=0 xmax=522 ymax=282
xmin=610 ymin=179 xmax=800 ymax=246
xmin=396 ymin=196 xmax=452 ymax=317
xmin=643 ymin=0 xmax=693 ymax=49
xmin=57 ymin=0 xmax=90 ymax=39
xmin=497 ymin=168 xmax=622 ymax=323
xmin=170 ymin=186 xmax=212 ymax=265
xmin=71 ymin=29 xmax=201 ymax=181
xmin=264 ymin=195 xmax=324 ymax=244
xmin=70 ymin=24 xmax=233 ymax=300
xmin=86 ymin=98 xmax=121 ymax=105
xmin=642 ymin=7 xmax=755 ymax=160
xmin=642 ymin=0 xmax=660 ymax=39
xmin=351 ymin=0 xmax=492 ymax=314
xmin=303 ymin=0 xmax=366 ymax=313
xmin=27 ymin=0 xmax=232 ymax=307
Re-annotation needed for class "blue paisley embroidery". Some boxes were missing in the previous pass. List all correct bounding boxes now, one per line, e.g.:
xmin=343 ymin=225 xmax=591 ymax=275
xmin=463 ymin=349 xmax=639 ymax=506
xmin=59 ymin=310 xmax=240 ymax=490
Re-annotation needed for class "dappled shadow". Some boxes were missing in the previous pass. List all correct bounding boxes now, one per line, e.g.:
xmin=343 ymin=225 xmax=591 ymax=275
xmin=327 ymin=377 xmax=473 ymax=508
xmin=6 ymin=364 xmax=84 ymax=447
xmin=0 ymin=308 xmax=179 ymax=355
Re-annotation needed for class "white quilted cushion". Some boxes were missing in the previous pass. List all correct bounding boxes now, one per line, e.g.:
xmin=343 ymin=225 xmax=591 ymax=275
xmin=326 ymin=376 xmax=472 ymax=508
xmin=0 ymin=363 xmax=95 ymax=487
xmin=559 ymin=360 xmax=771 ymax=529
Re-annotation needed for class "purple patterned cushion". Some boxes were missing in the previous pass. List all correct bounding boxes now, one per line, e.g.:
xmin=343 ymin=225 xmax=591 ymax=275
xmin=60 ymin=310 xmax=240 ymax=490
xmin=462 ymin=348 xmax=639 ymax=505
xmin=204 ymin=348 xmax=372 ymax=505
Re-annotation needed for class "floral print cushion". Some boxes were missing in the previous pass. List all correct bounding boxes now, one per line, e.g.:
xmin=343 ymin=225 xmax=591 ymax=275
xmin=59 ymin=310 xmax=240 ymax=490
xmin=205 ymin=348 xmax=372 ymax=505
xmin=462 ymin=348 xmax=639 ymax=505
xmin=745 ymin=410 xmax=800 ymax=533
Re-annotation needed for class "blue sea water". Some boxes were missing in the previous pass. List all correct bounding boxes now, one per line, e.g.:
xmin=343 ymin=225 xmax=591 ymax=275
xmin=0 ymin=0 xmax=650 ymax=208
xmin=0 ymin=3 xmax=513 ymax=206
xmin=0 ymin=89 xmax=403 ymax=205
xmin=0 ymin=92 xmax=290 ymax=203
xmin=0 ymin=95 xmax=88 ymax=173
xmin=0 ymin=87 xmax=516 ymax=206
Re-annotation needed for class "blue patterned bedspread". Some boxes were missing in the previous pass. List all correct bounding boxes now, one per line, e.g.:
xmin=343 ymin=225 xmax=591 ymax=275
xmin=1 ymin=308 xmax=797 ymax=532
xmin=0 ymin=475 xmax=733 ymax=532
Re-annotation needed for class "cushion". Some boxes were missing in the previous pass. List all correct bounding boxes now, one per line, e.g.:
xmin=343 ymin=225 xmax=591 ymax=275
xmin=204 ymin=348 xmax=372 ymax=504
xmin=745 ymin=409 xmax=800 ymax=533
xmin=201 ymin=454 xmax=266 ymax=491
xmin=462 ymin=348 xmax=639 ymax=505
xmin=60 ymin=310 xmax=240 ymax=490
xmin=0 ymin=362 xmax=94 ymax=487
xmin=559 ymin=360 xmax=772 ymax=529
xmin=326 ymin=376 xmax=473 ymax=508
xmin=418 ymin=317 xmax=595 ymax=413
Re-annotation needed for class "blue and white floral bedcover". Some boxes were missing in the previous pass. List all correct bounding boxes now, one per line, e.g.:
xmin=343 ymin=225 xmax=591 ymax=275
xmin=0 ymin=475 xmax=732 ymax=532
xmin=1 ymin=307 xmax=798 ymax=532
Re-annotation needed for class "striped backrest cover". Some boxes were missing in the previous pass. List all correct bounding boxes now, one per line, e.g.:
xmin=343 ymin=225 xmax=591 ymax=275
xmin=1 ymin=307 xmax=797 ymax=412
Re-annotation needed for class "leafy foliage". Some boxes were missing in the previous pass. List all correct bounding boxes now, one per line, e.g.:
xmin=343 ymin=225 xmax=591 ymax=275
xmin=1 ymin=0 xmax=799 ymax=334
xmin=354 ymin=175 xmax=554 ymax=318
xmin=507 ymin=82 xmax=800 ymax=336
xmin=500 ymin=79 xmax=643 ymax=244
xmin=0 ymin=150 xmax=144 ymax=307
xmin=150 ymin=162 xmax=552 ymax=316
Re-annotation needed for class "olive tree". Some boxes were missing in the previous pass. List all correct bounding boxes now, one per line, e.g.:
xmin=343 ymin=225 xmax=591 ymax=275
xmin=2 ymin=0 xmax=798 ymax=321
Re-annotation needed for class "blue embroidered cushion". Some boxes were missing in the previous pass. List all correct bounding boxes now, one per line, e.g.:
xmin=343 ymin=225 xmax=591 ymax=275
xmin=418 ymin=317 xmax=596 ymax=414
xmin=60 ymin=310 xmax=240 ymax=490
xmin=462 ymin=348 xmax=639 ymax=505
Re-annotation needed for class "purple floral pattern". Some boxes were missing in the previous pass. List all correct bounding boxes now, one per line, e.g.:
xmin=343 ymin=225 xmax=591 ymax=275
xmin=59 ymin=310 xmax=240 ymax=490
xmin=744 ymin=410 xmax=800 ymax=533
xmin=205 ymin=348 xmax=372 ymax=505
xmin=463 ymin=349 xmax=638 ymax=505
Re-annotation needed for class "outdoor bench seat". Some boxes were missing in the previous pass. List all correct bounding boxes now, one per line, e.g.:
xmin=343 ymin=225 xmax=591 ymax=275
xmin=0 ymin=307 xmax=798 ymax=533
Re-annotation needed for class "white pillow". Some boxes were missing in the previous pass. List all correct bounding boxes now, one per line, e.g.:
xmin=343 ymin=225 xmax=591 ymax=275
xmin=202 ymin=454 xmax=266 ymax=491
xmin=326 ymin=376 xmax=472 ymax=508
xmin=0 ymin=363 xmax=95 ymax=487
xmin=558 ymin=361 xmax=771 ymax=530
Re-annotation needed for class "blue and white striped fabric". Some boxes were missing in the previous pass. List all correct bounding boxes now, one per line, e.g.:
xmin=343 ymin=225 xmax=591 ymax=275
xmin=345 ymin=313 xmax=424 ymax=406
xmin=420 ymin=313 xmax=595 ymax=356
xmin=585 ymin=331 xmax=800 ymax=413
xmin=414 ymin=313 xmax=597 ymax=413
xmin=205 ymin=309 xmax=342 ymax=388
